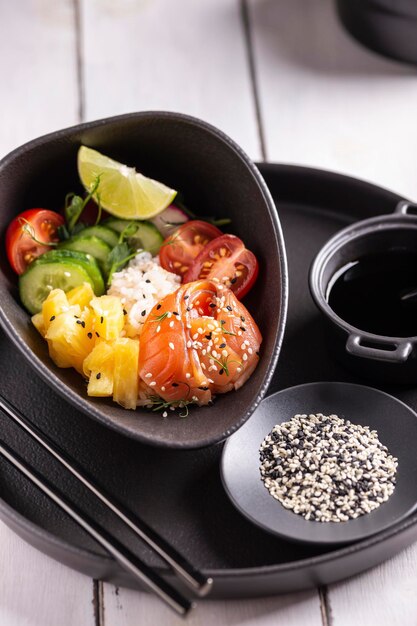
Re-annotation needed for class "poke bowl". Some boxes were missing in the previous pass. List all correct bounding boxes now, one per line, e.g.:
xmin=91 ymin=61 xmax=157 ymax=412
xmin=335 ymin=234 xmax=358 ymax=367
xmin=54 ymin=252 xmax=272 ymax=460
xmin=0 ymin=112 xmax=287 ymax=449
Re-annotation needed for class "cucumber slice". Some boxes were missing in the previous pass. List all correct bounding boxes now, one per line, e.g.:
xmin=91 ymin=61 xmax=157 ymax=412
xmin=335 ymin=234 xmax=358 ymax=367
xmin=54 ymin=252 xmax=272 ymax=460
xmin=19 ymin=261 xmax=95 ymax=314
xmin=76 ymin=225 xmax=119 ymax=248
xmin=103 ymin=218 xmax=163 ymax=256
xmin=59 ymin=235 xmax=111 ymax=271
xmin=36 ymin=250 xmax=105 ymax=296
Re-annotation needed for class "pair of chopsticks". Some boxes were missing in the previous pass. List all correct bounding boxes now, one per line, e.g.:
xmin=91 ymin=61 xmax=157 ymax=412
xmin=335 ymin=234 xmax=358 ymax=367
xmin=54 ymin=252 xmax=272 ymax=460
xmin=0 ymin=394 xmax=212 ymax=616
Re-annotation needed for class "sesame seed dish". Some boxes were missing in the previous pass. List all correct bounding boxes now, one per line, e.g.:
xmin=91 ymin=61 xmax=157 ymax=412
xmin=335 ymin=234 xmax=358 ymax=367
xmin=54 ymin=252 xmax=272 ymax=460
xmin=260 ymin=413 xmax=398 ymax=523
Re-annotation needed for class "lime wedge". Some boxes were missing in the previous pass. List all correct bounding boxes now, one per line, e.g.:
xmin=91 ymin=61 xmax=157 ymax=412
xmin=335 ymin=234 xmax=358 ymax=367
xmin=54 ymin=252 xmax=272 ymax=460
xmin=77 ymin=146 xmax=177 ymax=220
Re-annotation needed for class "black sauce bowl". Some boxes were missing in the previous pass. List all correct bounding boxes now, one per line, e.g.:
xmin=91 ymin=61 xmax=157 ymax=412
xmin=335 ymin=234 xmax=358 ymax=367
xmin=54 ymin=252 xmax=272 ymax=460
xmin=0 ymin=112 xmax=288 ymax=448
xmin=309 ymin=201 xmax=417 ymax=384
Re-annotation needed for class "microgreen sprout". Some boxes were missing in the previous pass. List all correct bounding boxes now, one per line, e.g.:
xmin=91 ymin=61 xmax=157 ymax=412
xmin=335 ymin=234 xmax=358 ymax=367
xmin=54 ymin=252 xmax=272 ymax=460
xmin=19 ymin=218 xmax=57 ymax=247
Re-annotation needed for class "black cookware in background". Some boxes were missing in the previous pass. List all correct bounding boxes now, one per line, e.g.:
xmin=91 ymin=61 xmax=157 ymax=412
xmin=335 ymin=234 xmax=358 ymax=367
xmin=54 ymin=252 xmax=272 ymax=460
xmin=336 ymin=0 xmax=417 ymax=65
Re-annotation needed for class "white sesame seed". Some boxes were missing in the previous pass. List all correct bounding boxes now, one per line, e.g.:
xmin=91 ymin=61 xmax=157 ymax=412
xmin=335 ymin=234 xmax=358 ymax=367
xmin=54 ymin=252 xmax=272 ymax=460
xmin=169 ymin=321 xmax=174 ymax=328
xmin=162 ymin=411 xmax=168 ymax=418
xmin=145 ymin=373 xmax=152 ymax=379
xmin=192 ymin=333 xmax=199 ymax=340
xmin=243 ymin=353 xmax=248 ymax=361
xmin=161 ymin=386 xmax=166 ymax=391
xmin=156 ymin=325 xmax=161 ymax=333
xmin=222 ymin=350 xmax=228 ymax=357
xmin=149 ymin=381 xmax=156 ymax=387
xmin=186 ymin=373 xmax=191 ymax=379
xmin=169 ymin=342 xmax=175 ymax=350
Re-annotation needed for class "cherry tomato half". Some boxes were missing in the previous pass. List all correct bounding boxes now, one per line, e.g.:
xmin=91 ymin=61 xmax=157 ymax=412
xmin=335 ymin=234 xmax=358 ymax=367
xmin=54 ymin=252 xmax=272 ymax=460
xmin=183 ymin=234 xmax=259 ymax=299
xmin=6 ymin=209 xmax=64 ymax=274
xmin=159 ymin=220 xmax=222 ymax=277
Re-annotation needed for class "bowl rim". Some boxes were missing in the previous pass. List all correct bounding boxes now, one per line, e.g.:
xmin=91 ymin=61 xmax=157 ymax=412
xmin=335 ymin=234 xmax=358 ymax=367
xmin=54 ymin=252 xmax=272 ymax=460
xmin=0 ymin=111 xmax=288 ymax=448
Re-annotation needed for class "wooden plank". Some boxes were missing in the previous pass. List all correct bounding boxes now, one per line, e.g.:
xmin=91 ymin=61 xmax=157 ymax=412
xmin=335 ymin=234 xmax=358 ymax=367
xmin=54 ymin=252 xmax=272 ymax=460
xmin=102 ymin=584 xmax=323 ymax=626
xmin=80 ymin=0 xmax=261 ymax=158
xmin=0 ymin=522 xmax=95 ymax=626
xmin=249 ymin=0 xmax=417 ymax=199
xmin=0 ymin=0 xmax=79 ymax=157
xmin=327 ymin=542 xmax=417 ymax=626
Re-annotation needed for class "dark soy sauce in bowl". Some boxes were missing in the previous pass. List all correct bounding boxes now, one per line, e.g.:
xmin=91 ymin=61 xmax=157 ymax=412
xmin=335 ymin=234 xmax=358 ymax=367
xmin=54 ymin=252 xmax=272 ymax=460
xmin=328 ymin=250 xmax=417 ymax=338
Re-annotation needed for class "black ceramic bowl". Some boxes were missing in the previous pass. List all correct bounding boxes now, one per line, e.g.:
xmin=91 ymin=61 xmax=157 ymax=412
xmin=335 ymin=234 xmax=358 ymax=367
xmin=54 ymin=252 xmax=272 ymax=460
xmin=309 ymin=201 xmax=417 ymax=384
xmin=0 ymin=112 xmax=288 ymax=449
xmin=336 ymin=0 xmax=417 ymax=65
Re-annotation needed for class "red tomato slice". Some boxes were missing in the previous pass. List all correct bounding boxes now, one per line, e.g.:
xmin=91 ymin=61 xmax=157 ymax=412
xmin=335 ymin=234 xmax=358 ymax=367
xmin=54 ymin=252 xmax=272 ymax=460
xmin=159 ymin=220 xmax=222 ymax=277
xmin=183 ymin=234 xmax=259 ymax=299
xmin=6 ymin=209 xmax=64 ymax=274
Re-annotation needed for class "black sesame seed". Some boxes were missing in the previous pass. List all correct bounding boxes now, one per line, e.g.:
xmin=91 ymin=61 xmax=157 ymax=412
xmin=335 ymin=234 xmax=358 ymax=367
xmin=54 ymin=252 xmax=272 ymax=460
xmin=184 ymin=295 xmax=189 ymax=300
xmin=240 ymin=326 xmax=246 ymax=332
xmin=198 ymin=386 xmax=209 ymax=391
xmin=50 ymin=315 xmax=56 ymax=321
xmin=145 ymin=279 xmax=151 ymax=283
xmin=186 ymin=307 xmax=191 ymax=311
xmin=100 ymin=316 xmax=104 ymax=324
xmin=219 ymin=369 xmax=224 ymax=375
xmin=226 ymin=305 xmax=232 ymax=311
xmin=172 ymin=382 xmax=179 ymax=387
xmin=219 ymin=343 xmax=226 ymax=349
xmin=96 ymin=373 xmax=101 ymax=380
xmin=230 ymin=277 xmax=237 ymax=284
xmin=156 ymin=303 xmax=162 ymax=310
xmin=173 ymin=311 xmax=179 ymax=316
xmin=141 ymin=310 xmax=146 ymax=316
xmin=240 ymin=316 xmax=245 ymax=322
xmin=123 ymin=309 xmax=127 ymax=315
xmin=95 ymin=332 xmax=100 ymax=338
xmin=209 ymin=303 xmax=216 ymax=308
xmin=87 ymin=332 xmax=93 ymax=339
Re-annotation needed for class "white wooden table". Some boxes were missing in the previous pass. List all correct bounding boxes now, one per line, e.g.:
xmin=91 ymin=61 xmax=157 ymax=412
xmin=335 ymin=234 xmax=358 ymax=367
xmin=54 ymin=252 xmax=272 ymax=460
xmin=1 ymin=1 xmax=417 ymax=625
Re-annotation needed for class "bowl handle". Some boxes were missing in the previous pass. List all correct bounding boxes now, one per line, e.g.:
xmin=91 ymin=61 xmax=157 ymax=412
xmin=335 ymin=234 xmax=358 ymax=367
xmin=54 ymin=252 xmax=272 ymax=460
xmin=395 ymin=200 xmax=417 ymax=216
xmin=346 ymin=334 xmax=413 ymax=363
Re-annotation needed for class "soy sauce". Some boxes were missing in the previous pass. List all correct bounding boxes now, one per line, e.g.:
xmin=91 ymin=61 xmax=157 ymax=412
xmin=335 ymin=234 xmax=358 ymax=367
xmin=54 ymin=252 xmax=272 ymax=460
xmin=328 ymin=250 xmax=417 ymax=338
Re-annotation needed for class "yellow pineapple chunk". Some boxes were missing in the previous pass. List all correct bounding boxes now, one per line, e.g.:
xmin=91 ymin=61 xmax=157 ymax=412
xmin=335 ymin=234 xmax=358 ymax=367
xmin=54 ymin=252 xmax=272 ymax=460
xmin=46 ymin=305 xmax=96 ymax=374
xmin=90 ymin=296 xmax=124 ymax=341
xmin=83 ymin=341 xmax=115 ymax=397
xmin=67 ymin=282 xmax=95 ymax=308
xmin=113 ymin=338 xmax=139 ymax=410
xmin=42 ymin=289 xmax=69 ymax=333
xmin=32 ymin=312 xmax=46 ymax=337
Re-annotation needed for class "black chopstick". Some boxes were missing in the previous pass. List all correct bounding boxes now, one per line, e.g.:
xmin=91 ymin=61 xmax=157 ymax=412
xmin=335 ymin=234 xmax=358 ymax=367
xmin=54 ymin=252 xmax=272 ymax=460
xmin=0 ymin=394 xmax=212 ymax=598
xmin=0 ymin=438 xmax=192 ymax=616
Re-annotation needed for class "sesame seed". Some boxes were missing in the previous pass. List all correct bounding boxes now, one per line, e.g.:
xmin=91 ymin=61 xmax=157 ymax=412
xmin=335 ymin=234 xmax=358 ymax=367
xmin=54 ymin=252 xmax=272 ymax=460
xmin=96 ymin=373 xmax=101 ymax=380
xmin=162 ymin=411 xmax=168 ymax=418
xmin=156 ymin=325 xmax=161 ymax=333
xmin=161 ymin=386 xmax=166 ymax=391
xmin=157 ymin=303 xmax=162 ymax=310
xmin=145 ymin=373 xmax=152 ymax=379
xmin=243 ymin=353 xmax=248 ymax=361
xmin=149 ymin=381 xmax=156 ymax=387
xmin=169 ymin=321 xmax=174 ymax=328
xmin=169 ymin=342 xmax=175 ymax=350
xmin=186 ymin=373 xmax=191 ymax=379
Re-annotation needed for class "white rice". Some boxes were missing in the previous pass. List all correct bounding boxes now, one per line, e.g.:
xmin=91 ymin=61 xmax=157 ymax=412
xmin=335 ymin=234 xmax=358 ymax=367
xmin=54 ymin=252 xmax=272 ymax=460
xmin=108 ymin=251 xmax=180 ymax=337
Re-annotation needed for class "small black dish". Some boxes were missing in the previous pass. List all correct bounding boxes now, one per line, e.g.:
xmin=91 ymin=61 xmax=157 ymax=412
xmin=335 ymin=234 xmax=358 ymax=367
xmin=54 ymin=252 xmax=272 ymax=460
xmin=309 ymin=201 xmax=417 ymax=384
xmin=221 ymin=382 xmax=417 ymax=546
